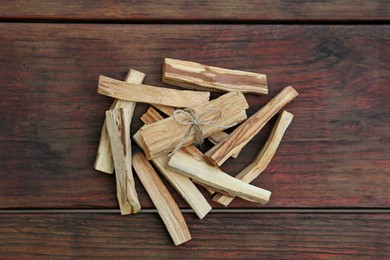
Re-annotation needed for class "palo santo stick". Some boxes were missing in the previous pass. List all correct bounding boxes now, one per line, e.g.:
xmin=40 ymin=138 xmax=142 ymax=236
xmin=94 ymin=69 xmax=145 ymax=174
xmin=105 ymin=108 xmax=140 ymax=215
xmin=205 ymin=86 xmax=299 ymax=166
xmin=213 ymin=110 xmax=294 ymax=206
xmin=132 ymin=150 xmax=192 ymax=246
xmin=151 ymin=104 xmax=240 ymax=159
xmin=98 ymin=75 xmax=210 ymax=108
xmin=163 ymin=58 xmax=268 ymax=95
xmin=140 ymin=107 xmax=216 ymax=195
xmin=168 ymin=151 xmax=271 ymax=205
xmin=140 ymin=91 xmax=249 ymax=159
xmin=135 ymin=109 xmax=212 ymax=218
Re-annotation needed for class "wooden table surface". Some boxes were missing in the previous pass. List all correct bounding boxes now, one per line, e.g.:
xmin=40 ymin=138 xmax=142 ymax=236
xmin=0 ymin=1 xmax=389 ymax=258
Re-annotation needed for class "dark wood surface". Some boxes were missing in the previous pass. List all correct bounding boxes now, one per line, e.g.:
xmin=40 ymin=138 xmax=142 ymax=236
xmin=0 ymin=0 xmax=389 ymax=21
xmin=1 ymin=213 xmax=389 ymax=258
xmin=0 ymin=2 xmax=389 ymax=258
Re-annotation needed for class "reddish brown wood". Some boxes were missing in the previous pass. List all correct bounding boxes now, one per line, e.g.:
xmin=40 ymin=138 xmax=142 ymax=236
xmin=0 ymin=213 xmax=389 ymax=258
xmin=0 ymin=24 xmax=389 ymax=209
xmin=0 ymin=1 xmax=388 ymax=21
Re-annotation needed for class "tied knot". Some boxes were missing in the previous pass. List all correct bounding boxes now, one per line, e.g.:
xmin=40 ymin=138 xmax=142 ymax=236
xmin=169 ymin=108 xmax=236 ymax=156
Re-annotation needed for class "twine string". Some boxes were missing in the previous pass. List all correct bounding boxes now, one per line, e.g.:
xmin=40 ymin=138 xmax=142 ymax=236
xmin=168 ymin=108 xmax=237 ymax=156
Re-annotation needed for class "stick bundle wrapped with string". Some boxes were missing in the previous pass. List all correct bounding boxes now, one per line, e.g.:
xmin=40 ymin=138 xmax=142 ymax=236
xmin=169 ymin=108 xmax=237 ymax=156
xmin=139 ymin=91 xmax=249 ymax=160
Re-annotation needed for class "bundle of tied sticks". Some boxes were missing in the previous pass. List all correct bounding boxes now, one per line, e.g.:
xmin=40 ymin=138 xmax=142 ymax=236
xmin=94 ymin=58 xmax=299 ymax=246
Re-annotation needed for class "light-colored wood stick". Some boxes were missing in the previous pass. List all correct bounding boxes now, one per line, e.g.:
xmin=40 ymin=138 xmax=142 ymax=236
xmin=98 ymin=75 xmax=210 ymax=108
xmin=94 ymin=69 xmax=145 ymax=174
xmin=151 ymin=104 xmax=240 ymax=159
xmin=140 ymin=107 xmax=216 ymax=195
xmin=135 ymin=109 xmax=212 ymax=219
xmin=213 ymin=110 xmax=294 ymax=206
xmin=140 ymin=91 xmax=249 ymax=159
xmin=163 ymin=58 xmax=268 ymax=95
xmin=105 ymin=108 xmax=140 ymax=215
xmin=204 ymin=86 xmax=299 ymax=166
xmin=168 ymin=151 xmax=272 ymax=205
xmin=132 ymin=150 xmax=192 ymax=246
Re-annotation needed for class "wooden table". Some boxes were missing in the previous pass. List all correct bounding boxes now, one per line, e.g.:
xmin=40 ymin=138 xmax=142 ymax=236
xmin=1 ymin=1 xmax=389 ymax=258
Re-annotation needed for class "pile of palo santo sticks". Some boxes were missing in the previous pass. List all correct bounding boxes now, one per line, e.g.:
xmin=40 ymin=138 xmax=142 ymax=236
xmin=94 ymin=58 xmax=299 ymax=245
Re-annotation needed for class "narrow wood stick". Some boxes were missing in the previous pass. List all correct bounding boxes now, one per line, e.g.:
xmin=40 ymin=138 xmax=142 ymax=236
xmin=132 ymin=150 xmax=192 ymax=246
xmin=135 ymin=109 xmax=212 ymax=219
xmin=105 ymin=108 xmax=140 ymax=215
xmin=151 ymin=104 xmax=241 ymax=159
xmin=168 ymin=151 xmax=272 ymax=205
xmin=140 ymin=91 xmax=249 ymax=159
xmin=213 ymin=110 xmax=294 ymax=206
xmin=163 ymin=58 xmax=268 ymax=95
xmin=140 ymin=107 xmax=216 ymax=195
xmin=98 ymin=75 xmax=210 ymax=107
xmin=204 ymin=86 xmax=299 ymax=166
xmin=94 ymin=69 xmax=145 ymax=174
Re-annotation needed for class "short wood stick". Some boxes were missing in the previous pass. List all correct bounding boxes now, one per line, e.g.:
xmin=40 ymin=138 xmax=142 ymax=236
xmin=168 ymin=151 xmax=272 ymax=205
xmin=132 ymin=150 xmax=192 ymax=246
xmin=163 ymin=58 xmax=268 ymax=95
xmin=213 ymin=110 xmax=294 ymax=206
xmin=105 ymin=108 xmax=140 ymax=215
xmin=204 ymin=86 xmax=298 ymax=166
xmin=98 ymin=75 xmax=210 ymax=107
xmin=94 ymin=69 xmax=145 ymax=174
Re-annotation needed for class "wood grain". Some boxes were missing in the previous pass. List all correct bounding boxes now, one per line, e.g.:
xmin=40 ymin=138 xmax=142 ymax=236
xmin=0 ymin=1 xmax=388 ymax=21
xmin=0 ymin=213 xmax=389 ymax=258
xmin=0 ymin=24 xmax=389 ymax=209
xmin=163 ymin=58 xmax=268 ymax=95
xmin=94 ymin=69 xmax=145 ymax=174
xmin=98 ymin=75 xmax=210 ymax=107
xmin=132 ymin=151 xmax=191 ymax=245
xmin=140 ymin=91 xmax=248 ymax=159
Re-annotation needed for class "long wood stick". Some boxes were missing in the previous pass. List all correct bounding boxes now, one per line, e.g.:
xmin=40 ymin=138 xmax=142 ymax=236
xmin=163 ymin=58 xmax=268 ymax=95
xmin=204 ymin=86 xmax=298 ymax=166
xmin=105 ymin=108 xmax=140 ymax=215
xmin=140 ymin=91 xmax=248 ymax=159
xmin=134 ymin=109 xmax=212 ymax=219
xmin=98 ymin=75 xmax=210 ymax=108
xmin=132 ymin=150 xmax=192 ymax=246
xmin=151 ymin=104 xmax=240 ymax=158
xmin=168 ymin=151 xmax=272 ymax=205
xmin=213 ymin=110 xmax=294 ymax=206
xmin=94 ymin=69 xmax=145 ymax=174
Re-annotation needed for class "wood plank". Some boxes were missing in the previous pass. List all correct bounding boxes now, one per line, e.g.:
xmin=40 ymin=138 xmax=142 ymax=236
xmin=0 ymin=1 xmax=388 ymax=21
xmin=0 ymin=213 xmax=389 ymax=258
xmin=0 ymin=24 xmax=389 ymax=208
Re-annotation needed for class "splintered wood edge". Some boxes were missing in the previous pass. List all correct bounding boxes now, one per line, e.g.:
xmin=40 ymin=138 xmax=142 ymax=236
xmin=94 ymin=69 xmax=145 ymax=174
xmin=105 ymin=108 xmax=141 ymax=215
xmin=132 ymin=150 xmax=192 ymax=246
xmin=213 ymin=110 xmax=294 ymax=206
